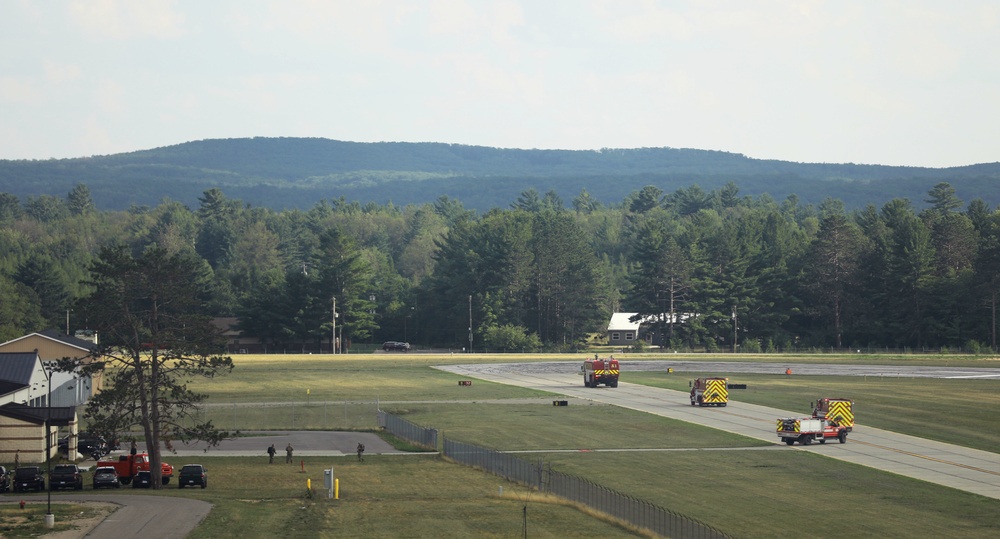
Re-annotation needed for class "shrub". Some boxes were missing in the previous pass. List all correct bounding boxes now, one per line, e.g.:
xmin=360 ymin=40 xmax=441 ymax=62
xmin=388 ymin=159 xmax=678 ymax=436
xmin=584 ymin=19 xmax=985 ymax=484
xmin=482 ymin=324 xmax=542 ymax=352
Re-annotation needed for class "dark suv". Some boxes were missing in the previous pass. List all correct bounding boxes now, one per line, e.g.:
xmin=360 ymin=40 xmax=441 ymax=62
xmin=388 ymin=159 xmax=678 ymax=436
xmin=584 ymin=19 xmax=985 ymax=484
xmin=177 ymin=464 xmax=207 ymax=489
xmin=92 ymin=466 xmax=121 ymax=489
xmin=13 ymin=466 xmax=45 ymax=492
xmin=382 ymin=341 xmax=410 ymax=352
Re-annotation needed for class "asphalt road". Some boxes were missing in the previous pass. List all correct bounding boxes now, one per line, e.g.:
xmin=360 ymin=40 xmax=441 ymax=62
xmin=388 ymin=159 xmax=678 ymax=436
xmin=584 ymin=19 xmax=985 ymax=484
xmin=437 ymin=360 xmax=1000 ymax=500
xmin=0 ymin=494 xmax=211 ymax=539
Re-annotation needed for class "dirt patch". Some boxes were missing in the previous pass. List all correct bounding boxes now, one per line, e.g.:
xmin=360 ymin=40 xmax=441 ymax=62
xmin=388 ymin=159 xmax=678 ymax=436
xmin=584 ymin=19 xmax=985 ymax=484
xmin=40 ymin=502 xmax=119 ymax=539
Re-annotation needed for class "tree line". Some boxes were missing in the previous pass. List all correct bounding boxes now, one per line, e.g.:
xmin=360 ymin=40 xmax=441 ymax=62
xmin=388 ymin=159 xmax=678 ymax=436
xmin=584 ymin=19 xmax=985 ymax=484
xmin=1 ymin=181 xmax=998 ymax=352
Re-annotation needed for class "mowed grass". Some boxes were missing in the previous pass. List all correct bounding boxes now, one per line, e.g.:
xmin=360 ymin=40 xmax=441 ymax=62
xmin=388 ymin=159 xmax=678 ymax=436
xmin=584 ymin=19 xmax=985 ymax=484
xmin=627 ymin=371 xmax=1000 ymax=452
xmin=119 ymin=455 xmax=643 ymax=539
xmin=536 ymin=450 xmax=1000 ymax=539
xmin=195 ymin=354 xmax=551 ymax=403
xmin=390 ymin=402 xmax=768 ymax=451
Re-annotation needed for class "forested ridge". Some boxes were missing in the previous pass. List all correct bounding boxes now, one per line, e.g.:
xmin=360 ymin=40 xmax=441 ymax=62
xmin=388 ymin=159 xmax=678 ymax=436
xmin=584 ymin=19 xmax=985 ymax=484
xmin=1 ymin=179 xmax=997 ymax=353
xmin=2 ymin=137 xmax=998 ymax=212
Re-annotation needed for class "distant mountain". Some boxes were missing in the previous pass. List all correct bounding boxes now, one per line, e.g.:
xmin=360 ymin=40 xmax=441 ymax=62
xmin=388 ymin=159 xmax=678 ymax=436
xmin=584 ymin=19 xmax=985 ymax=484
xmin=2 ymin=137 xmax=997 ymax=211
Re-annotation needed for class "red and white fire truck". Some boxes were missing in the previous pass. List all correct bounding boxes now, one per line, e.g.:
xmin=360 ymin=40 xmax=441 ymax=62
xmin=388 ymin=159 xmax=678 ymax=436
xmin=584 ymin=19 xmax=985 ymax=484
xmin=581 ymin=355 xmax=619 ymax=388
xmin=776 ymin=417 xmax=849 ymax=445
xmin=689 ymin=377 xmax=729 ymax=407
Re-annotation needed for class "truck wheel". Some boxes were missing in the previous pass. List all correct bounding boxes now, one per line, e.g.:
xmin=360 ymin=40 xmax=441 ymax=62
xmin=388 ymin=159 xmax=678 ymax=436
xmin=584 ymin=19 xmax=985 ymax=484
xmin=838 ymin=431 xmax=848 ymax=444
xmin=610 ymin=380 xmax=618 ymax=388
xmin=690 ymin=397 xmax=696 ymax=406
xmin=802 ymin=435 xmax=813 ymax=445
xmin=784 ymin=439 xmax=796 ymax=445
xmin=697 ymin=396 xmax=704 ymax=407
xmin=819 ymin=438 xmax=826 ymax=444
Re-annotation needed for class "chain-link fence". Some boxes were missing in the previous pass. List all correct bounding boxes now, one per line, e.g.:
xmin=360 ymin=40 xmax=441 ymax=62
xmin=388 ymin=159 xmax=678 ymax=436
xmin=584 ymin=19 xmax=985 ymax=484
xmin=442 ymin=436 xmax=731 ymax=539
xmin=377 ymin=410 xmax=438 ymax=450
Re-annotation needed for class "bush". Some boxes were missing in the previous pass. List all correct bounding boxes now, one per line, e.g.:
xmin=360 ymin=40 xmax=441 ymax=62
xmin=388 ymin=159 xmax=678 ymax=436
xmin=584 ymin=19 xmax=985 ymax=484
xmin=482 ymin=324 xmax=542 ymax=352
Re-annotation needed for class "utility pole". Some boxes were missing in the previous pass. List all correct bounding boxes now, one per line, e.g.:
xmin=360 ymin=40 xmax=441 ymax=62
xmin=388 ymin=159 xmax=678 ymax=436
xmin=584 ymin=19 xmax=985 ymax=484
xmin=732 ymin=304 xmax=738 ymax=354
xmin=468 ymin=295 xmax=473 ymax=353
xmin=332 ymin=296 xmax=337 ymax=354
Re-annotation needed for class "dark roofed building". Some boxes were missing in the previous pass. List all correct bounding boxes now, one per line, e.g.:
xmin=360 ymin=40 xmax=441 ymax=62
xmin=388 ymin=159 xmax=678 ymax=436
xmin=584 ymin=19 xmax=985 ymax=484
xmin=0 ymin=329 xmax=102 ymax=407
xmin=0 ymin=351 xmax=79 ymax=464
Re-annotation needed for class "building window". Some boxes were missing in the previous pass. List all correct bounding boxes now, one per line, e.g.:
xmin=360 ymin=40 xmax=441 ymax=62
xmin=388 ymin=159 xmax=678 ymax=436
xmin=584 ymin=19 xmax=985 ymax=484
xmin=625 ymin=332 xmax=634 ymax=340
xmin=611 ymin=332 xmax=620 ymax=341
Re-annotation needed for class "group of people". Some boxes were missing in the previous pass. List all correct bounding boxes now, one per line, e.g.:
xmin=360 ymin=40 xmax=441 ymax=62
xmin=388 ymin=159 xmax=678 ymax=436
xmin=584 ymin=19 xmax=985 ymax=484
xmin=266 ymin=443 xmax=295 ymax=464
xmin=265 ymin=442 xmax=366 ymax=463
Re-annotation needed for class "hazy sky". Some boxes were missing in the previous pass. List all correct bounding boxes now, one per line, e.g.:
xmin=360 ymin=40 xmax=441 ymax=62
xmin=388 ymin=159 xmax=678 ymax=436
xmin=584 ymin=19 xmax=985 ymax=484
xmin=2 ymin=1 xmax=998 ymax=167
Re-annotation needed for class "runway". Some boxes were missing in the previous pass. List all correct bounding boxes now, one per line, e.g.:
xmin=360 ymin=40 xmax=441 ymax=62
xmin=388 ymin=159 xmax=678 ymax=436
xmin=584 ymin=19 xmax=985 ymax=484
xmin=436 ymin=360 xmax=1000 ymax=500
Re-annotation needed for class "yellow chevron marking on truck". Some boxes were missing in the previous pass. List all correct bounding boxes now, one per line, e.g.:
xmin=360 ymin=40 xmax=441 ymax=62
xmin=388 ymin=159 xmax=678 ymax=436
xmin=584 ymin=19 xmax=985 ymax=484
xmin=827 ymin=401 xmax=854 ymax=427
xmin=703 ymin=379 xmax=728 ymax=402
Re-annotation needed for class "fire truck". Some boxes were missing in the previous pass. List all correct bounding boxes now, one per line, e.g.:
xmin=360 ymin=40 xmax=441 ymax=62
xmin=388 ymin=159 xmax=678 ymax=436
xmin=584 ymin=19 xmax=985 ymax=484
xmin=581 ymin=355 xmax=619 ymax=388
xmin=776 ymin=417 xmax=849 ymax=445
xmin=812 ymin=398 xmax=854 ymax=431
xmin=97 ymin=452 xmax=174 ymax=485
xmin=689 ymin=378 xmax=728 ymax=406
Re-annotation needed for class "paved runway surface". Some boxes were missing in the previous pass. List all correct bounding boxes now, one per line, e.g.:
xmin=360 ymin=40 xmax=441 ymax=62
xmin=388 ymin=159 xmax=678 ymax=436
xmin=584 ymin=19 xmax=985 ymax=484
xmin=437 ymin=360 xmax=1000 ymax=500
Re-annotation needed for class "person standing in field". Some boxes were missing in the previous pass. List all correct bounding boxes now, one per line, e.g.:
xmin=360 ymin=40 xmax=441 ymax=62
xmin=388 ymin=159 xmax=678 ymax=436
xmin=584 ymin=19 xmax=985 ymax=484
xmin=267 ymin=444 xmax=276 ymax=464
xmin=285 ymin=443 xmax=294 ymax=463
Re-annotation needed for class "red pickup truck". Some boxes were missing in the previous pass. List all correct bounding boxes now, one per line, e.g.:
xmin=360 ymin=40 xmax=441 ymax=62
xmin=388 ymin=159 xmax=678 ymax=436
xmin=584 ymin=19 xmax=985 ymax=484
xmin=97 ymin=453 xmax=174 ymax=485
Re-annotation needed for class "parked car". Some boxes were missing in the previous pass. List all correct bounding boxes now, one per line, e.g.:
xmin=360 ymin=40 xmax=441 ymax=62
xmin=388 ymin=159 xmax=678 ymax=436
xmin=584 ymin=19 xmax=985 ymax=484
xmin=12 ymin=466 xmax=45 ymax=492
xmin=131 ymin=470 xmax=153 ymax=488
xmin=0 ymin=465 xmax=9 ymax=493
xmin=92 ymin=466 xmax=121 ymax=489
xmin=382 ymin=341 xmax=410 ymax=352
xmin=50 ymin=464 xmax=84 ymax=490
xmin=177 ymin=464 xmax=207 ymax=489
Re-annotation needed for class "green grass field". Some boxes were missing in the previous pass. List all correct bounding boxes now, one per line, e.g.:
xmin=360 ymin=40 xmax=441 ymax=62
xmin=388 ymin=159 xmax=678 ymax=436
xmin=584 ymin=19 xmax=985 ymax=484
xmin=104 ymin=353 xmax=1000 ymax=537
xmin=627 ymin=371 xmax=1000 ymax=452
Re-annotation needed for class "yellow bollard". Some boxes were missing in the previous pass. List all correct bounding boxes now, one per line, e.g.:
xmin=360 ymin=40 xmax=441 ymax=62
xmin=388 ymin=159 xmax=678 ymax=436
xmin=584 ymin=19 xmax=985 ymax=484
xmin=335 ymin=478 xmax=339 ymax=500
xmin=307 ymin=478 xmax=311 ymax=490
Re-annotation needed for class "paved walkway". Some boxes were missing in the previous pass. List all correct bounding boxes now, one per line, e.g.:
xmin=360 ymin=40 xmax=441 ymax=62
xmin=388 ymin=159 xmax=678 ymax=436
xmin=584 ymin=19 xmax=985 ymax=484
xmin=0 ymin=495 xmax=211 ymax=539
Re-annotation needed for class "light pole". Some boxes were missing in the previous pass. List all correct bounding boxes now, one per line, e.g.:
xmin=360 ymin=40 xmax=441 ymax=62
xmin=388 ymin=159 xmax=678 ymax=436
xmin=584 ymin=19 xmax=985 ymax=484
xmin=468 ymin=295 xmax=473 ymax=353
xmin=332 ymin=297 xmax=337 ymax=354
xmin=44 ymin=365 xmax=53 ymax=528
